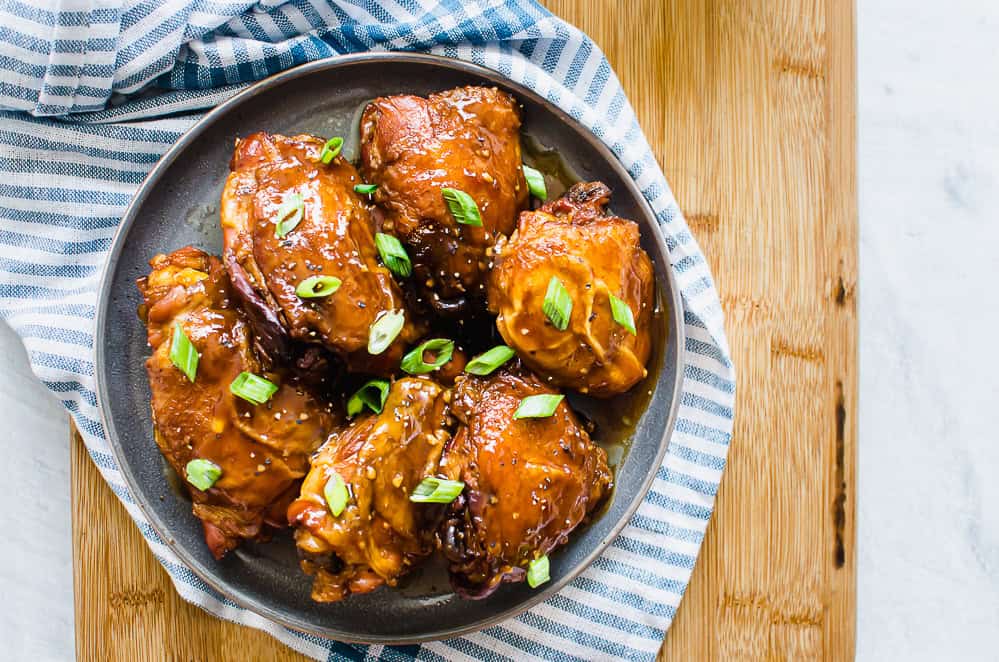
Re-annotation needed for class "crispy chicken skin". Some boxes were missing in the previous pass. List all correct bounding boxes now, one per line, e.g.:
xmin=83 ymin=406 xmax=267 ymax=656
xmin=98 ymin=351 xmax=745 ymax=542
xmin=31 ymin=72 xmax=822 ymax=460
xmin=487 ymin=181 xmax=655 ymax=397
xmin=359 ymin=86 xmax=529 ymax=314
xmin=287 ymin=377 xmax=452 ymax=602
xmin=440 ymin=363 xmax=612 ymax=598
xmin=137 ymin=247 xmax=336 ymax=559
xmin=221 ymin=132 xmax=423 ymax=374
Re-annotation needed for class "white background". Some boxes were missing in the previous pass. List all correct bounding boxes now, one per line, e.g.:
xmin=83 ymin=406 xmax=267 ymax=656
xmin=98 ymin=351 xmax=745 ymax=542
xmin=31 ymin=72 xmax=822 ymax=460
xmin=1 ymin=1 xmax=998 ymax=659
xmin=856 ymin=0 xmax=999 ymax=658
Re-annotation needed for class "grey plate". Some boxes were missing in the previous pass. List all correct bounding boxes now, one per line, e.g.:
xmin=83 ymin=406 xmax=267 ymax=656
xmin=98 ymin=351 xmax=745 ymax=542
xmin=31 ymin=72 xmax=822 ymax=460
xmin=95 ymin=53 xmax=685 ymax=644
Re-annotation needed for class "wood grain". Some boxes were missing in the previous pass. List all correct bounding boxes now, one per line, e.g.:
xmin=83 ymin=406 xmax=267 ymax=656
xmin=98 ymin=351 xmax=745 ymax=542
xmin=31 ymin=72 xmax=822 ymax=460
xmin=71 ymin=428 xmax=313 ymax=662
xmin=72 ymin=1 xmax=856 ymax=659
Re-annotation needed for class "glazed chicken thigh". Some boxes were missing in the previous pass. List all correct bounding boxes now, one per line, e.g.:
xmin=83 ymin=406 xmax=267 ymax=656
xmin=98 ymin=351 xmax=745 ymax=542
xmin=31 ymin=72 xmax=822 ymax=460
xmin=359 ymin=86 xmax=529 ymax=314
xmin=288 ymin=377 xmax=452 ymax=602
xmin=222 ymin=131 xmax=423 ymax=374
xmin=440 ymin=363 xmax=612 ymax=598
xmin=135 ymin=84 xmax=652 ymax=607
xmin=487 ymin=181 xmax=655 ymax=397
xmin=138 ymin=247 xmax=336 ymax=559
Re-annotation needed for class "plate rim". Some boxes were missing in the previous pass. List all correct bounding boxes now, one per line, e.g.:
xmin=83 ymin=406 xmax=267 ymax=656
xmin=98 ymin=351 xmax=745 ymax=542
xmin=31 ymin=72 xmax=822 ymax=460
xmin=94 ymin=51 xmax=687 ymax=644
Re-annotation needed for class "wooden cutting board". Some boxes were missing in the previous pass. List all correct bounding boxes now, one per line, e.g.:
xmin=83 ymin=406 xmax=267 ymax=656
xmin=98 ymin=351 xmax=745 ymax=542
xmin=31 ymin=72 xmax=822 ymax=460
xmin=72 ymin=1 xmax=857 ymax=659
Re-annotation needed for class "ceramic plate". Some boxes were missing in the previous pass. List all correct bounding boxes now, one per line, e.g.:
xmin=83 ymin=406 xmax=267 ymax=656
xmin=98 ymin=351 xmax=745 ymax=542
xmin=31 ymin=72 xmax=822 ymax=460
xmin=95 ymin=53 xmax=684 ymax=643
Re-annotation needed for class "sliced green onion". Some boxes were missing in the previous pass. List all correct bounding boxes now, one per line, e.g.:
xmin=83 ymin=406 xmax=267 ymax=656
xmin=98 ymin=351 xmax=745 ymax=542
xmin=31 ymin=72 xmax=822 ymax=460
xmin=609 ymin=294 xmax=637 ymax=335
xmin=401 ymin=338 xmax=454 ymax=375
xmin=441 ymin=187 xmax=482 ymax=227
xmin=542 ymin=276 xmax=572 ymax=331
xmin=522 ymin=164 xmax=548 ymax=201
xmin=368 ymin=309 xmax=405 ymax=355
xmin=465 ymin=345 xmax=516 ymax=376
xmin=274 ymin=192 xmax=304 ymax=238
xmin=185 ymin=458 xmax=221 ymax=491
xmin=295 ymin=275 xmax=342 ymax=298
xmin=513 ymin=393 xmax=564 ymax=419
xmin=354 ymin=183 xmax=377 ymax=195
xmin=409 ymin=477 xmax=465 ymax=504
xmin=323 ymin=471 xmax=349 ymax=516
xmin=229 ymin=371 xmax=279 ymax=405
xmin=347 ymin=379 xmax=390 ymax=417
xmin=526 ymin=555 xmax=550 ymax=588
xmin=320 ymin=136 xmax=344 ymax=164
xmin=374 ymin=232 xmax=412 ymax=278
xmin=169 ymin=323 xmax=198 ymax=382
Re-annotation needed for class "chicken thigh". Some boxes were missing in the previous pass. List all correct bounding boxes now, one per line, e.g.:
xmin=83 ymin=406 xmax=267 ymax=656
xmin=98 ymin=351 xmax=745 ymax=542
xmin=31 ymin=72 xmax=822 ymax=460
xmin=138 ymin=247 xmax=336 ymax=559
xmin=221 ymin=131 xmax=423 ymax=374
xmin=359 ymin=86 xmax=528 ymax=314
xmin=487 ymin=181 xmax=655 ymax=397
xmin=287 ymin=377 xmax=452 ymax=602
xmin=440 ymin=363 xmax=612 ymax=598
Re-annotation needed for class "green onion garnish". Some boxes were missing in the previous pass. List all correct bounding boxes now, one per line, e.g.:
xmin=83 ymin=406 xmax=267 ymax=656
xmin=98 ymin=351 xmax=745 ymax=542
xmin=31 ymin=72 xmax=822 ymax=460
xmin=609 ymin=294 xmax=637 ymax=335
xmin=465 ymin=345 xmax=516 ymax=376
xmin=368 ymin=309 xmax=405 ymax=355
xmin=526 ymin=555 xmax=550 ymax=588
xmin=409 ymin=477 xmax=465 ymax=504
xmin=295 ymin=275 xmax=342 ymax=298
xmin=513 ymin=393 xmax=564 ymax=419
xmin=347 ymin=379 xmax=390 ymax=417
xmin=320 ymin=137 xmax=343 ymax=164
xmin=522 ymin=164 xmax=548 ymax=201
xmin=401 ymin=338 xmax=454 ymax=375
xmin=185 ymin=458 xmax=221 ymax=491
xmin=542 ymin=276 xmax=572 ymax=331
xmin=374 ymin=232 xmax=412 ymax=278
xmin=441 ymin=187 xmax=483 ymax=227
xmin=354 ymin=183 xmax=377 ymax=195
xmin=169 ymin=323 xmax=198 ymax=382
xmin=323 ymin=471 xmax=349 ymax=516
xmin=229 ymin=371 xmax=279 ymax=405
xmin=274 ymin=192 xmax=304 ymax=238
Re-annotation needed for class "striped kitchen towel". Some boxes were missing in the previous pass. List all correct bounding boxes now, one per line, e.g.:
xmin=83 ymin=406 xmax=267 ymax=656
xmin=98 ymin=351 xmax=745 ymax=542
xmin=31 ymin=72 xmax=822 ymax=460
xmin=0 ymin=1 xmax=735 ymax=660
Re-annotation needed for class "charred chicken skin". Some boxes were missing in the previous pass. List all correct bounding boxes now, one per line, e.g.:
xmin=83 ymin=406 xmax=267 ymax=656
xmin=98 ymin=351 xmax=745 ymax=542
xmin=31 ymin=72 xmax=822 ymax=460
xmin=440 ymin=363 xmax=612 ymax=598
xmin=487 ymin=181 xmax=655 ymax=397
xmin=221 ymin=131 xmax=423 ymax=374
xmin=287 ymin=377 xmax=452 ymax=602
xmin=137 ymin=247 xmax=336 ymax=559
xmin=359 ymin=86 xmax=529 ymax=314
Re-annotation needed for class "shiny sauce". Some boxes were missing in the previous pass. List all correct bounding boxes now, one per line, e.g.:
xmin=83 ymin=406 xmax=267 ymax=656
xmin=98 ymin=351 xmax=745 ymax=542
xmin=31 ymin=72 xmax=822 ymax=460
xmin=522 ymin=134 xmax=667 ymax=469
xmin=165 ymin=126 xmax=667 ymax=502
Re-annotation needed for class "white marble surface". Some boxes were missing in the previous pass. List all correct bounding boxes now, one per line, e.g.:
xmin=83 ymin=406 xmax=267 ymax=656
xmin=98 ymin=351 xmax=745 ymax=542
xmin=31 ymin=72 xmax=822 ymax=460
xmin=857 ymin=0 xmax=999 ymax=658
xmin=2 ymin=1 xmax=998 ymax=659
xmin=0 ymin=322 xmax=74 ymax=661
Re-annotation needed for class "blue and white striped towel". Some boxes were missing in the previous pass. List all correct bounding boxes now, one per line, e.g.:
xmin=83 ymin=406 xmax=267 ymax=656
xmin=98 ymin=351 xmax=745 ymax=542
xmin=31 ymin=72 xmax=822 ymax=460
xmin=0 ymin=1 xmax=735 ymax=659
